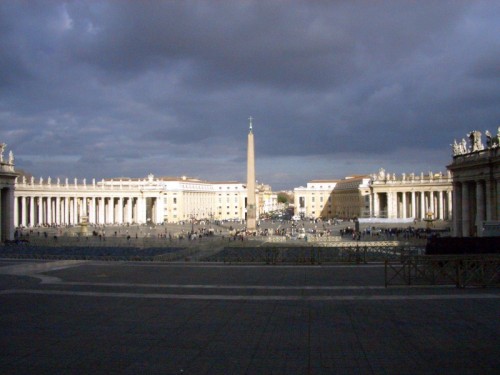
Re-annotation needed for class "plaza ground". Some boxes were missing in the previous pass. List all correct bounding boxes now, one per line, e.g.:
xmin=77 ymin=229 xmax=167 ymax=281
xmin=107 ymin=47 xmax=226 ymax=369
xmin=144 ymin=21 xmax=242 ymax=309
xmin=1 ymin=258 xmax=498 ymax=374
xmin=14 ymin=219 xmax=450 ymax=247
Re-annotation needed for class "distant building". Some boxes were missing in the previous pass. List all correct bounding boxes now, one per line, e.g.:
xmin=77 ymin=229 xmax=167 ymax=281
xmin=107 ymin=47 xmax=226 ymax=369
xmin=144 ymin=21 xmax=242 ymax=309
xmin=448 ymin=128 xmax=500 ymax=237
xmin=331 ymin=175 xmax=371 ymax=219
xmin=294 ymin=180 xmax=338 ymax=219
xmin=257 ymin=183 xmax=278 ymax=214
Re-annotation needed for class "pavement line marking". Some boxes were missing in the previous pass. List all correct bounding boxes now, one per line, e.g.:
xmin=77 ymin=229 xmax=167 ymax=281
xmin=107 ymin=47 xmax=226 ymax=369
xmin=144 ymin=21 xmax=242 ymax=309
xmin=0 ymin=260 xmax=88 ymax=275
xmin=117 ymin=263 xmax=387 ymax=269
xmin=1 ymin=289 xmax=498 ymax=301
xmin=0 ymin=260 xmax=89 ymax=284
xmin=51 ymin=281 xmax=389 ymax=290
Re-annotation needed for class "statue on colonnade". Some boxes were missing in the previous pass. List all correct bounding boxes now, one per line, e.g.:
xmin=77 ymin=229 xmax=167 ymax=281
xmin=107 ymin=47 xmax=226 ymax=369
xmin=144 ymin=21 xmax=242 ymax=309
xmin=0 ymin=143 xmax=5 ymax=162
xmin=468 ymin=130 xmax=483 ymax=152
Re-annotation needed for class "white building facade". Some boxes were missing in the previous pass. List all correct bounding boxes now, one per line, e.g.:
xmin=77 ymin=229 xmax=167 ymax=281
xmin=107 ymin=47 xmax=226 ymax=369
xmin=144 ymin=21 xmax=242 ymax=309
xmin=294 ymin=180 xmax=338 ymax=219
xmin=369 ymin=169 xmax=453 ymax=221
xmin=294 ymin=171 xmax=453 ymax=221
xmin=13 ymin=174 xmax=255 ymax=227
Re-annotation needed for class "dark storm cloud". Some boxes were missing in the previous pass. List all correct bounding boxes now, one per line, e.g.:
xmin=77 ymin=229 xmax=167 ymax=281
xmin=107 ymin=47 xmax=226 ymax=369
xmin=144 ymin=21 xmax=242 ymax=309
xmin=1 ymin=1 xmax=499 ymax=189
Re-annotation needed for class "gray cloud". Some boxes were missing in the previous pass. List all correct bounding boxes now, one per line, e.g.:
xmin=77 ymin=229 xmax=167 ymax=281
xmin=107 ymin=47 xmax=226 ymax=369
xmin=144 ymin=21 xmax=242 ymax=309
xmin=1 ymin=1 xmax=499 ymax=190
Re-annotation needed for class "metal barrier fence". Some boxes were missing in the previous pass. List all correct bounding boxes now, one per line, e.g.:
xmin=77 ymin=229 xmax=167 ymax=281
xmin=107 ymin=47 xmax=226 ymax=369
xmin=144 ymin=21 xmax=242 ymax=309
xmin=207 ymin=243 xmax=424 ymax=264
xmin=385 ymin=255 xmax=500 ymax=288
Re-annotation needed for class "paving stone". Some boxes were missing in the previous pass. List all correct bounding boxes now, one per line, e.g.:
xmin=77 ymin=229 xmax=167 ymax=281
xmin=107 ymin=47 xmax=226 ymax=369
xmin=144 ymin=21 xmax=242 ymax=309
xmin=0 ymin=260 xmax=499 ymax=374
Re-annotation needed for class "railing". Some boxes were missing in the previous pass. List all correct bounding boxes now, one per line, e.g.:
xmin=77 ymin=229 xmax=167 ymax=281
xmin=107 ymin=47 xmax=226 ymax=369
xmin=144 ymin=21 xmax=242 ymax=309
xmin=210 ymin=243 xmax=422 ymax=264
xmin=385 ymin=255 xmax=500 ymax=288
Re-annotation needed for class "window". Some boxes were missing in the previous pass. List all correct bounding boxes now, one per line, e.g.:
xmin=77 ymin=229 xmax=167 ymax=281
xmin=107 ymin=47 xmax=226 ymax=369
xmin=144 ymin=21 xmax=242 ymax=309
xmin=173 ymin=198 xmax=177 ymax=204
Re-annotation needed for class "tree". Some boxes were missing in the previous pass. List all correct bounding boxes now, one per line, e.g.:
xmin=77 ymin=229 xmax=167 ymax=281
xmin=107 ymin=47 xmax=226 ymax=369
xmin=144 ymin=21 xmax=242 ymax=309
xmin=277 ymin=192 xmax=289 ymax=204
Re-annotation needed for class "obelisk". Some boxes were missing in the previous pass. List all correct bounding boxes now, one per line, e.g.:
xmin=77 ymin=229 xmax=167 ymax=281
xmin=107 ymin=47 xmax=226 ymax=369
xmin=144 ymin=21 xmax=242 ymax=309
xmin=246 ymin=116 xmax=257 ymax=233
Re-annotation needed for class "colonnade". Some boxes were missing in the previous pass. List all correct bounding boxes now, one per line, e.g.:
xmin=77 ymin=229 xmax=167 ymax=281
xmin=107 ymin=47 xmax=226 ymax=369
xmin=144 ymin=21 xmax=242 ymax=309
xmin=452 ymin=179 xmax=500 ymax=237
xmin=14 ymin=193 xmax=165 ymax=227
xmin=371 ymin=189 xmax=453 ymax=220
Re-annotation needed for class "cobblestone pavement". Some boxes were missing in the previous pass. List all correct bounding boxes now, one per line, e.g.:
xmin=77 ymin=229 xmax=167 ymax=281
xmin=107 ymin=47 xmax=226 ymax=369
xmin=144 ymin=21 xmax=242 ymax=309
xmin=0 ymin=259 xmax=498 ymax=374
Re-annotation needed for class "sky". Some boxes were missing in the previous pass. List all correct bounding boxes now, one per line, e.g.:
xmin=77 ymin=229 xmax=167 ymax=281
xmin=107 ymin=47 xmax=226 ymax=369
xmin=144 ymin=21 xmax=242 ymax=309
xmin=1 ymin=1 xmax=499 ymax=191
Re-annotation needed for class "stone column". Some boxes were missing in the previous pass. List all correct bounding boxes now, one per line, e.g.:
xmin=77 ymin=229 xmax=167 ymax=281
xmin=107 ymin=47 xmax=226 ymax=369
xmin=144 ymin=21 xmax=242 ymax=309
xmin=55 ymin=197 xmax=61 ymax=225
xmin=29 ymin=196 xmax=34 ymax=227
xmin=461 ymin=182 xmax=470 ymax=237
xmin=58 ymin=197 xmax=63 ymax=225
xmin=496 ymin=179 xmax=500 ymax=221
xmin=20 ymin=196 xmax=27 ymax=227
xmin=68 ymin=198 xmax=72 ymax=224
xmin=137 ymin=197 xmax=146 ymax=224
xmin=447 ymin=190 xmax=453 ymax=221
xmin=438 ymin=191 xmax=444 ymax=220
xmin=452 ymin=183 xmax=462 ymax=236
xmin=47 ymin=197 xmax=52 ymax=225
xmin=87 ymin=197 xmax=93 ymax=224
xmin=65 ymin=197 xmax=69 ymax=225
xmin=373 ymin=192 xmax=379 ymax=217
xmin=98 ymin=197 xmax=105 ymax=224
xmin=385 ymin=192 xmax=391 ymax=218
xmin=130 ymin=198 xmax=136 ymax=223
xmin=8 ymin=188 xmax=15 ymax=238
xmin=116 ymin=197 xmax=121 ymax=224
xmin=3 ymin=188 xmax=16 ymax=240
xmin=127 ymin=198 xmax=133 ymax=224
xmin=38 ymin=197 xmax=43 ymax=225
xmin=155 ymin=194 xmax=164 ymax=224
xmin=65 ymin=197 xmax=70 ymax=225
xmin=91 ymin=197 xmax=96 ymax=224
xmin=73 ymin=196 xmax=78 ymax=224
xmin=81 ymin=197 xmax=87 ymax=218
xmin=411 ymin=191 xmax=416 ymax=219
xmin=420 ymin=191 xmax=426 ymax=220
xmin=429 ymin=191 xmax=435 ymax=219
xmin=107 ymin=197 xmax=114 ymax=224
xmin=402 ymin=192 xmax=407 ymax=218
xmin=59 ymin=197 xmax=64 ymax=225
xmin=476 ymin=181 xmax=485 ymax=230
xmin=485 ymin=180 xmax=493 ymax=221
xmin=13 ymin=195 xmax=18 ymax=228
